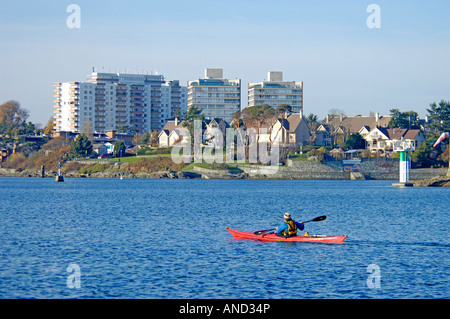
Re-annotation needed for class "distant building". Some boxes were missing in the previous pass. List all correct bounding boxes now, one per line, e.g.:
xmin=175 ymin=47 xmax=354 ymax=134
xmin=314 ymin=124 xmax=333 ymax=147
xmin=53 ymin=81 xmax=96 ymax=134
xmin=93 ymin=143 xmax=109 ymax=156
xmin=364 ymin=127 xmax=426 ymax=155
xmin=248 ymin=71 xmax=303 ymax=113
xmin=321 ymin=112 xmax=392 ymax=136
xmin=158 ymin=118 xmax=188 ymax=147
xmin=161 ymin=80 xmax=187 ymax=128
xmin=204 ymin=118 xmax=229 ymax=143
xmin=316 ymin=113 xmax=393 ymax=146
xmin=53 ymin=72 xmax=187 ymax=134
xmin=259 ymin=113 xmax=311 ymax=146
xmin=187 ymin=68 xmax=241 ymax=122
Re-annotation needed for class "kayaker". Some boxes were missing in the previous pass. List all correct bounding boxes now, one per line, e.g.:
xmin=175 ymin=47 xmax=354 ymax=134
xmin=275 ymin=212 xmax=304 ymax=237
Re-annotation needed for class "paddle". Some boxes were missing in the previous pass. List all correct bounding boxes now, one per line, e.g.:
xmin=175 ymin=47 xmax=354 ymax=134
xmin=253 ymin=215 xmax=327 ymax=235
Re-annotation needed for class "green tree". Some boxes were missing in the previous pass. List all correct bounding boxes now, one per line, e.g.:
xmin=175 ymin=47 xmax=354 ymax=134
xmin=183 ymin=106 xmax=205 ymax=137
xmin=426 ymin=100 xmax=450 ymax=132
xmin=306 ymin=113 xmax=319 ymax=124
xmin=240 ymin=104 xmax=275 ymax=122
xmin=113 ymin=141 xmax=126 ymax=157
xmin=410 ymin=141 xmax=432 ymax=168
xmin=184 ymin=106 xmax=204 ymax=122
xmin=140 ymin=132 xmax=151 ymax=145
xmin=388 ymin=109 xmax=420 ymax=129
xmin=307 ymin=147 xmax=328 ymax=162
xmin=172 ymin=107 xmax=183 ymax=119
xmin=305 ymin=113 xmax=319 ymax=131
xmin=71 ymin=134 xmax=93 ymax=157
xmin=275 ymin=104 xmax=292 ymax=116
xmin=345 ymin=133 xmax=366 ymax=150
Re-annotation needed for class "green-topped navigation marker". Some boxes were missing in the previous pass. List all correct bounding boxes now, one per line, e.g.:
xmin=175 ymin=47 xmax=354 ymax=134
xmin=392 ymin=139 xmax=413 ymax=187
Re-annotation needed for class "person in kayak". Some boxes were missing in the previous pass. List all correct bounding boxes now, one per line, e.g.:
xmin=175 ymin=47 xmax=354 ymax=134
xmin=275 ymin=212 xmax=304 ymax=237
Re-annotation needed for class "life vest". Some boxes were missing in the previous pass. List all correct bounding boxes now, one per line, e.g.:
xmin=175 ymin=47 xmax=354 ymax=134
xmin=285 ymin=220 xmax=297 ymax=236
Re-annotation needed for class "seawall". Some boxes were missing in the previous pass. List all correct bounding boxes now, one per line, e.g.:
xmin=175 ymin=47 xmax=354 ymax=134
xmin=234 ymin=159 xmax=447 ymax=181
xmin=1 ymin=158 xmax=447 ymax=182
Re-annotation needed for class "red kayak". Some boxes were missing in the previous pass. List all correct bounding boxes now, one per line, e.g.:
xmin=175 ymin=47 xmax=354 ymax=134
xmin=226 ymin=227 xmax=347 ymax=244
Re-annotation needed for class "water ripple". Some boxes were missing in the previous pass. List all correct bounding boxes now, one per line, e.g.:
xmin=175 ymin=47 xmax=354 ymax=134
xmin=0 ymin=178 xmax=448 ymax=299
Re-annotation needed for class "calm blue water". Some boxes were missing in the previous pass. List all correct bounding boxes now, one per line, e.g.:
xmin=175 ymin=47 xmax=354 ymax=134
xmin=0 ymin=177 xmax=448 ymax=299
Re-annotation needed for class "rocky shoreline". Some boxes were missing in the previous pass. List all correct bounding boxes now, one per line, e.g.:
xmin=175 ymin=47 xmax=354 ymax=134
xmin=0 ymin=167 xmax=247 ymax=180
xmin=412 ymin=175 xmax=450 ymax=187
xmin=0 ymin=167 xmax=201 ymax=179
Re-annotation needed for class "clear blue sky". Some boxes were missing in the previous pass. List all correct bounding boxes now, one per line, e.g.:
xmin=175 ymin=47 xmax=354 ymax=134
xmin=1 ymin=0 xmax=449 ymax=126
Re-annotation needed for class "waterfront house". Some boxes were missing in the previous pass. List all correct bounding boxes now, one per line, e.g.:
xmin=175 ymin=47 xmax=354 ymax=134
xmin=322 ymin=113 xmax=392 ymax=135
xmin=158 ymin=119 xmax=185 ymax=147
xmin=269 ymin=113 xmax=311 ymax=146
xmin=205 ymin=118 xmax=229 ymax=143
xmin=104 ymin=142 xmax=114 ymax=154
xmin=93 ymin=144 xmax=108 ymax=156
xmin=256 ymin=113 xmax=311 ymax=148
xmin=318 ymin=113 xmax=392 ymax=146
xmin=158 ymin=130 xmax=170 ymax=147
xmin=105 ymin=130 xmax=134 ymax=147
xmin=170 ymin=128 xmax=191 ymax=146
xmin=364 ymin=127 xmax=426 ymax=155
xmin=314 ymin=124 xmax=333 ymax=146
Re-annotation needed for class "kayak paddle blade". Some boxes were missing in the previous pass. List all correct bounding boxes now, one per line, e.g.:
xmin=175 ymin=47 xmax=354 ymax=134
xmin=253 ymin=228 xmax=275 ymax=235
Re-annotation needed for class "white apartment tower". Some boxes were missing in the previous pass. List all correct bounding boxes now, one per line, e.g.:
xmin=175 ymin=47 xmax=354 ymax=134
xmin=53 ymin=72 xmax=187 ymax=134
xmin=187 ymin=68 xmax=241 ymax=122
xmin=161 ymin=80 xmax=187 ymax=125
xmin=248 ymin=71 xmax=303 ymax=114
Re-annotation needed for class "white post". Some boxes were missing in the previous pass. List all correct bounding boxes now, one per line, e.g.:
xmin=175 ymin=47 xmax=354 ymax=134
xmin=399 ymin=151 xmax=410 ymax=183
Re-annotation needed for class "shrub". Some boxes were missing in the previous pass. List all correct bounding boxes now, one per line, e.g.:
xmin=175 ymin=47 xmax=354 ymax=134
xmin=63 ymin=161 xmax=82 ymax=173
xmin=124 ymin=156 xmax=186 ymax=173
xmin=4 ymin=153 xmax=27 ymax=169
xmin=79 ymin=163 xmax=108 ymax=174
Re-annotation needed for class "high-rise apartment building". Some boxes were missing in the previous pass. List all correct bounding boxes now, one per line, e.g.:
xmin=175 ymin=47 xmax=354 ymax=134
xmin=248 ymin=71 xmax=303 ymax=113
xmin=161 ymin=80 xmax=186 ymax=124
xmin=187 ymin=69 xmax=241 ymax=122
xmin=53 ymin=72 xmax=187 ymax=134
